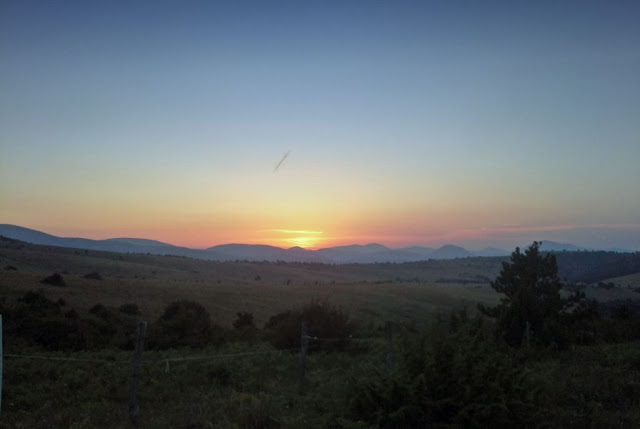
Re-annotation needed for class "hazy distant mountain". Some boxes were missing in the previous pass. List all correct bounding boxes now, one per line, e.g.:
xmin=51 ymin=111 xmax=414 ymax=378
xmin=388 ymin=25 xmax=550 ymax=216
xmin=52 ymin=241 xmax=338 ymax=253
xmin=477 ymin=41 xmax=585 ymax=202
xmin=537 ymin=241 xmax=633 ymax=254
xmin=206 ymin=244 xmax=284 ymax=260
xmin=2 ymin=223 xmax=623 ymax=264
xmin=104 ymin=238 xmax=172 ymax=247
xmin=605 ymin=247 xmax=636 ymax=253
xmin=205 ymin=244 xmax=318 ymax=263
xmin=0 ymin=224 xmax=69 ymax=247
xmin=286 ymin=246 xmax=319 ymax=262
xmin=316 ymin=243 xmax=398 ymax=263
xmin=539 ymin=240 xmax=583 ymax=252
xmin=430 ymin=245 xmax=472 ymax=259
xmin=398 ymin=246 xmax=436 ymax=260
xmin=0 ymin=224 xmax=203 ymax=258
xmin=473 ymin=247 xmax=510 ymax=257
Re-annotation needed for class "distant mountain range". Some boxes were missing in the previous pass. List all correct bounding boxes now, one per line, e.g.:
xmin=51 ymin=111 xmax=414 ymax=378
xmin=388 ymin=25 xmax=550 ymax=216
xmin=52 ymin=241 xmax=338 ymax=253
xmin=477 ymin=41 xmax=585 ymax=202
xmin=0 ymin=224 xmax=632 ymax=264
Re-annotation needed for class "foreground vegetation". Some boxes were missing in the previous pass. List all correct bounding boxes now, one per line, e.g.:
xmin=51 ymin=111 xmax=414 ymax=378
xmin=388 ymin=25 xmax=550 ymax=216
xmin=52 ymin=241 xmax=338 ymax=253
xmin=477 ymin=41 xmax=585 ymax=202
xmin=3 ymin=307 xmax=640 ymax=428
xmin=2 ymin=240 xmax=640 ymax=427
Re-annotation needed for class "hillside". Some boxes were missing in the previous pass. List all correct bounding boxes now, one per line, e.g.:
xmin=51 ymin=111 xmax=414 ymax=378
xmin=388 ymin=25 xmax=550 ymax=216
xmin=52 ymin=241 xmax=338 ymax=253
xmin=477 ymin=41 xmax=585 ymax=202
xmin=555 ymin=251 xmax=640 ymax=283
xmin=3 ymin=237 xmax=640 ymax=428
xmin=0 ymin=237 xmax=504 ymax=326
xmin=0 ymin=224 xmax=509 ymax=263
xmin=3 ymin=236 xmax=640 ymax=328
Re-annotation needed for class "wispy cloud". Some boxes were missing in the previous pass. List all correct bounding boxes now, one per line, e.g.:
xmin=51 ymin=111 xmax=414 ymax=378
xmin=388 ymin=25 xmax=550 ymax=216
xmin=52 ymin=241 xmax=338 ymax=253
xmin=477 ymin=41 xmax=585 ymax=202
xmin=262 ymin=229 xmax=323 ymax=235
xmin=486 ymin=223 xmax=640 ymax=234
xmin=273 ymin=151 xmax=290 ymax=172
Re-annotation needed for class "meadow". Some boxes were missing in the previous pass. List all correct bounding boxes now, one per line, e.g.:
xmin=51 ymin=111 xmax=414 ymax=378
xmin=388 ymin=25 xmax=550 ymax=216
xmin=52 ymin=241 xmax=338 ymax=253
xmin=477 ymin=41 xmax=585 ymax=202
xmin=2 ymin=237 xmax=640 ymax=428
xmin=0 ymin=237 xmax=504 ymax=327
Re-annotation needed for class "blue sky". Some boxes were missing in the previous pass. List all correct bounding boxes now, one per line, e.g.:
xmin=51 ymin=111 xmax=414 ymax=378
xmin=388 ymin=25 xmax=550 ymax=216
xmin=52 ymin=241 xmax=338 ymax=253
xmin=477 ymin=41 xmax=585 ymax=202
xmin=1 ymin=1 xmax=639 ymax=249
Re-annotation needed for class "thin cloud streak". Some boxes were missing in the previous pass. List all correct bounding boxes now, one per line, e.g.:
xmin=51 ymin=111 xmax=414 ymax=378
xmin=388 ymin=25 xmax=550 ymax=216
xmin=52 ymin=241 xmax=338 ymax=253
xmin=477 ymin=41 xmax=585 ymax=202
xmin=262 ymin=229 xmax=323 ymax=235
xmin=485 ymin=223 xmax=640 ymax=234
xmin=273 ymin=151 xmax=290 ymax=172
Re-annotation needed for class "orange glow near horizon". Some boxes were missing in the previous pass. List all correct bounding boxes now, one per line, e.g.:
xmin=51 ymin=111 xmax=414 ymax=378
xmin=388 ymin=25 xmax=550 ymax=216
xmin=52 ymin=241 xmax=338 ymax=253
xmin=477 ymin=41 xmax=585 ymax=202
xmin=261 ymin=229 xmax=325 ymax=249
xmin=13 ymin=214 xmax=640 ymax=251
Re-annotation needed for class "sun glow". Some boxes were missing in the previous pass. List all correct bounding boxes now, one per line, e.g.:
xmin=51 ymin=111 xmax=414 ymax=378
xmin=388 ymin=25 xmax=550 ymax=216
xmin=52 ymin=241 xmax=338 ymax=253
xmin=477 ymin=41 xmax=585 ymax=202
xmin=284 ymin=235 xmax=322 ymax=248
xmin=262 ymin=229 xmax=324 ymax=249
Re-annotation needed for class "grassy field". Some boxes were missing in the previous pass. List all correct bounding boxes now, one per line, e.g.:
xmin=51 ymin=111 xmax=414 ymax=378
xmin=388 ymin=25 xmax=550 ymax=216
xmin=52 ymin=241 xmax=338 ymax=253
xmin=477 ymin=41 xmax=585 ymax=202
xmin=603 ymin=271 xmax=640 ymax=289
xmin=0 ymin=238 xmax=504 ymax=327
xmin=3 ymin=238 xmax=640 ymax=427
xmin=4 ymin=339 xmax=639 ymax=428
xmin=0 ymin=239 xmax=512 ymax=427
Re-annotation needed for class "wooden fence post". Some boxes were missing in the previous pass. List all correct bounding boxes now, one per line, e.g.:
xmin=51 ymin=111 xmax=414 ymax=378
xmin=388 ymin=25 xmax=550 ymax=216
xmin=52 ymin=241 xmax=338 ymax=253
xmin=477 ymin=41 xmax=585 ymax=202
xmin=386 ymin=321 xmax=394 ymax=374
xmin=299 ymin=322 xmax=309 ymax=392
xmin=129 ymin=320 xmax=147 ymax=424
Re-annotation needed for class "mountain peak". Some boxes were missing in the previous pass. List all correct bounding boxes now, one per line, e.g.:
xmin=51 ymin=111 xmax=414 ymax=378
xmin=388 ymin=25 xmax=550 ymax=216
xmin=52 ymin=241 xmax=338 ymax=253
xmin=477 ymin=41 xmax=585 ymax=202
xmin=0 ymin=224 xmax=603 ymax=264
xmin=539 ymin=240 xmax=581 ymax=252
xmin=365 ymin=243 xmax=389 ymax=250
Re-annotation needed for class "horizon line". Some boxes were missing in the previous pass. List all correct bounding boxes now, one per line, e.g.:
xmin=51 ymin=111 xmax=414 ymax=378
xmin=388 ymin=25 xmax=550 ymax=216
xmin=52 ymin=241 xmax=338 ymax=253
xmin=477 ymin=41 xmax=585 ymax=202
xmin=0 ymin=224 xmax=640 ymax=253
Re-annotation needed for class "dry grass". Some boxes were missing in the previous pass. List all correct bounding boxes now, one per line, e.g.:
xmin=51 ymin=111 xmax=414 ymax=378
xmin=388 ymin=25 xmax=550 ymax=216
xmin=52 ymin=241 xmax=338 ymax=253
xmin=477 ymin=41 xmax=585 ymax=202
xmin=0 ymin=238 xmax=502 ymax=326
xmin=601 ymin=271 xmax=640 ymax=288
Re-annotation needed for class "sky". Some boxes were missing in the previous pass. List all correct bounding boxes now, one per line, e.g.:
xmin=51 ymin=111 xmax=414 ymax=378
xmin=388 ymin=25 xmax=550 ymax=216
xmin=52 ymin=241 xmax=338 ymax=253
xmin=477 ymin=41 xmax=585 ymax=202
xmin=1 ymin=1 xmax=639 ymax=250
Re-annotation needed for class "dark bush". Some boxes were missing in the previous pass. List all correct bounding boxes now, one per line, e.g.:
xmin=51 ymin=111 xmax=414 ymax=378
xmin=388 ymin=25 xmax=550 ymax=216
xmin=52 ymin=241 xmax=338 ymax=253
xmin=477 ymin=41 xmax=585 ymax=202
xmin=119 ymin=303 xmax=140 ymax=315
xmin=41 ymin=273 xmax=66 ymax=286
xmin=83 ymin=304 xmax=138 ymax=350
xmin=30 ymin=318 xmax=84 ymax=350
xmin=264 ymin=310 xmax=298 ymax=349
xmin=83 ymin=271 xmax=103 ymax=280
xmin=149 ymin=300 xmax=220 ymax=349
xmin=18 ymin=290 xmax=61 ymax=316
xmin=4 ymin=291 xmax=139 ymax=351
xmin=89 ymin=303 xmax=109 ymax=319
xmin=232 ymin=312 xmax=258 ymax=342
xmin=8 ymin=291 xmax=84 ymax=350
xmin=346 ymin=314 xmax=541 ymax=427
xmin=4 ymin=265 xmax=17 ymax=271
xmin=264 ymin=300 xmax=352 ymax=350
xmin=208 ymin=365 xmax=232 ymax=386
xmin=233 ymin=312 xmax=256 ymax=329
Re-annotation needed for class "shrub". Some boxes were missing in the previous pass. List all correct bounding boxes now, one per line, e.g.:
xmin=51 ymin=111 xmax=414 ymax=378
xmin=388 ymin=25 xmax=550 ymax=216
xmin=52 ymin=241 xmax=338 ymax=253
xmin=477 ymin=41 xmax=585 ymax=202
xmin=83 ymin=271 xmax=103 ymax=280
xmin=149 ymin=300 xmax=220 ymax=349
xmin=264 ymin=300 xmax=352 ymax=351
xmin=82 ymin=303 xmax=139 ymax=349
xmin=232 ymin=312 xmax=258 ymax=342
xmin=30 ymin=318 xmax=84 ymax=350
xmin=8 ymin=291 xmax=84 ymax=350
xmin=264 ymin=310 xmax=299 ymax=350
xmin=18 ymin=290 xmax=61 ymax=316
xmin=4 ymin=291 xmax=139 ymax=351
xmin=346 ymin=313 xmax=542 ymax=427
xmin=224 ymin=392 xmax=280 ymax=428
xmin=41 ymin=273 xmax=66 ymax=286
xmin=119 ymin=303 xmax=140 ymax=316
xmin=233 ymin=312 xmax=256 ymax=329
xmin=89 ymin=303 xmax=110 ymax=319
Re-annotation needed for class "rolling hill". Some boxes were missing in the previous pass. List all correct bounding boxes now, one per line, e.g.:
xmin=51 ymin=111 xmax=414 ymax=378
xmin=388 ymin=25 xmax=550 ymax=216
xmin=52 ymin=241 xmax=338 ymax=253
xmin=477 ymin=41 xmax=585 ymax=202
xmin=1 ymin=224 xmax=504 ymax=263
xmin=2 ymin=224 xmax=635 ymax=265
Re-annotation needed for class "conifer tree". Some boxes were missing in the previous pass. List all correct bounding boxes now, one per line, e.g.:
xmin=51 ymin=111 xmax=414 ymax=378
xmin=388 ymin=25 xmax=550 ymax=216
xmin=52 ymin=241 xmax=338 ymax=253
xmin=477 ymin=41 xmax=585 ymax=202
xmin=479 ymin=242 xmax=583 ymax=346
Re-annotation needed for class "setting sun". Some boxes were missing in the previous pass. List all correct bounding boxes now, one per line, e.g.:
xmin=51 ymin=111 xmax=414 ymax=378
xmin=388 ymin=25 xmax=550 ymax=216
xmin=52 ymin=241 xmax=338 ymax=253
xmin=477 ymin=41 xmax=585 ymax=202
xmin=284 ymin=235 xmax=322 ymax=249
xmin=263 ymin=229 xmax=324 ymax=249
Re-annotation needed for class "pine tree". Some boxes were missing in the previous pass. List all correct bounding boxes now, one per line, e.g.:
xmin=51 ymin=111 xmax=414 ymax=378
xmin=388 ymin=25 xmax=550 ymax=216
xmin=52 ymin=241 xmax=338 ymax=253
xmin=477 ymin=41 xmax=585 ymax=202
xmin=479 ymin=242 xmax=581 ymax=347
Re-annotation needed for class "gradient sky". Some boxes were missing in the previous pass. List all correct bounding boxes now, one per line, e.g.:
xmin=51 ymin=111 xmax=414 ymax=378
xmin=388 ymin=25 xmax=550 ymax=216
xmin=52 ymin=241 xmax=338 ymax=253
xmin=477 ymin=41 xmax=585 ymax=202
xmin=1 ymin=1 xmax=639 ymax=250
